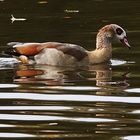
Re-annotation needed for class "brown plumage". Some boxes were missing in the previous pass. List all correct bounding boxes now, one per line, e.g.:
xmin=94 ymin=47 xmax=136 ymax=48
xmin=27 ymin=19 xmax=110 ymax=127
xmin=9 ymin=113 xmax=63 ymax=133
xmin=5 ymin=24 xmax=131 ymax=66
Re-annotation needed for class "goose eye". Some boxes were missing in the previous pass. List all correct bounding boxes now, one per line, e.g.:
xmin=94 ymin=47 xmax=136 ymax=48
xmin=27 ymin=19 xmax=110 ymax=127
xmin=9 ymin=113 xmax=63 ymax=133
xmin=116 ymin=28 xmax=123 ymax=35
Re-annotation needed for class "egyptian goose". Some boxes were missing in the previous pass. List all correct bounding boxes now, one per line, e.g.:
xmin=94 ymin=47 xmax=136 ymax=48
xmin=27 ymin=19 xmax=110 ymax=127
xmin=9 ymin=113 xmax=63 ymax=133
xmin=5 ymin=24 xmax=131 ymax=66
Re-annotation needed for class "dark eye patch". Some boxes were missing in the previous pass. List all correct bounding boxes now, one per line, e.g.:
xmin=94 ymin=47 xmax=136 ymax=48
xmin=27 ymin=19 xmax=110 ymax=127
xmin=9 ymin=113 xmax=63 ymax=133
xmin=116 ymin=28 xmax=123 ymax=35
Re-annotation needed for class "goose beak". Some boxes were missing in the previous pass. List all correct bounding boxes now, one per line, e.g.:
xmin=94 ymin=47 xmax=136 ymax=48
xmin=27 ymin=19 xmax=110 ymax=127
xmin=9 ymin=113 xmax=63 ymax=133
xmin=120 ymin=36 xmax=131 ymax=49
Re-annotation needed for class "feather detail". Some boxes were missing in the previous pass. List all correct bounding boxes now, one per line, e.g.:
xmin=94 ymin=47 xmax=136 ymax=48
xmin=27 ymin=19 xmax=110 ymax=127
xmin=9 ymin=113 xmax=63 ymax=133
xmin=4 ymin=24 xmax=130 ymax=66
xmin=14 ymin=43 xmax=43 ymax=56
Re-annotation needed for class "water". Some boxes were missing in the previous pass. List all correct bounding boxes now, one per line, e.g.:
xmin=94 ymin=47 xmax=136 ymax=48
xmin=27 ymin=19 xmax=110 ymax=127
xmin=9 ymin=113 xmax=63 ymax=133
xmin=0 ymin=0 xmax=140 ymax=139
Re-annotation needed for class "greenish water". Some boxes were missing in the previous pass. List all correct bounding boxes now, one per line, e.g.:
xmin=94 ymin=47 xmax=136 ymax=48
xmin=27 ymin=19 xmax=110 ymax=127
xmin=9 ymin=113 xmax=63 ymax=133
xmin=0 ymin=0 xmax=139 ymax=139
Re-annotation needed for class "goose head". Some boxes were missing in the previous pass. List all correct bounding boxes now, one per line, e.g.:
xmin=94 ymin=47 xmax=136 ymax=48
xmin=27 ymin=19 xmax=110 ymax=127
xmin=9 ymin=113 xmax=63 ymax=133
xmin=96 ymin=24 xmax=131 ymax=49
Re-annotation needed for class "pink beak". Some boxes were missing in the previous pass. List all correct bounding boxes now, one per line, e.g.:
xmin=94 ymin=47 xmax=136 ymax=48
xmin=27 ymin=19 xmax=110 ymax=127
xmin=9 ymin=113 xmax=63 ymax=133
xmin=120 ymin=36 xmax=131 ymax=49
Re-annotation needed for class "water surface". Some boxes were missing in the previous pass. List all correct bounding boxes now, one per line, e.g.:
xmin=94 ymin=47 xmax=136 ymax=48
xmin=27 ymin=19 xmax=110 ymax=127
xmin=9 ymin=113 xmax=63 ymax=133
xmin=0 ymin=0 xmax=140 ymax=139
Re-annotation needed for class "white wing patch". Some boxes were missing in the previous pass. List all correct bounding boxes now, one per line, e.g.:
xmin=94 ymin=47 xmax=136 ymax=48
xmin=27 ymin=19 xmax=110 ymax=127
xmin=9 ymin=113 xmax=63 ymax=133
xmin=34 ymin=48 xmax=88 ymax=66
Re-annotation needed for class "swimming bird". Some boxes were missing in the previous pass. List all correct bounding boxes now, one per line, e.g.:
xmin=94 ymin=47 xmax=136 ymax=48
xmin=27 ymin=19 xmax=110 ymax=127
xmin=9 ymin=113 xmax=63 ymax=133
xmin=5 ymin=24 xmax=131 ymax=66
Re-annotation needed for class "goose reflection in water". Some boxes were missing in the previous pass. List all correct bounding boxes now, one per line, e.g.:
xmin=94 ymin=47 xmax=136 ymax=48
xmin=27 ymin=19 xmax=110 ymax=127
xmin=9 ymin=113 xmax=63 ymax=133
xmin=0 ymin=62 xmax=134 ymax=138
xmin=14 ymin=62 xmax=130 ymax=89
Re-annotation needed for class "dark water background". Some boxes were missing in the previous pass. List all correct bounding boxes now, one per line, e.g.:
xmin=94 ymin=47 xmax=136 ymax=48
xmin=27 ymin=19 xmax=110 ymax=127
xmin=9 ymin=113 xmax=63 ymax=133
xmin=0 ymin=0 xmax=139 ymax=139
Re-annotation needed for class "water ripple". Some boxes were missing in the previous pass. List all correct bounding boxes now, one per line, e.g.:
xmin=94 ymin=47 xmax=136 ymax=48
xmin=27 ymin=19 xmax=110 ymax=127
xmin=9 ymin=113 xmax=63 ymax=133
xmin=0 ymin=84 xmax=19 ymax=88
xmin=0 ymin=106 xmax=72 ymax=111
xmin=40 ymin=86 xmax=100 ymax=91
xmin=111 ymin=59 xmax=127 ymax=66
xmin=0 ymin=93 xmax=139 ymax=103
xmin=0 ymin=124 xmax=15 ymax=127
xmin=125 ymin=88 xmax=140 ymax=93
xmin=0 ymin=114 xmax=116 ymax=122
xmin=122 ymin=136 xmax=140 ymax=140
xmin=0 ymin=133 xmax=35 ymax=138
